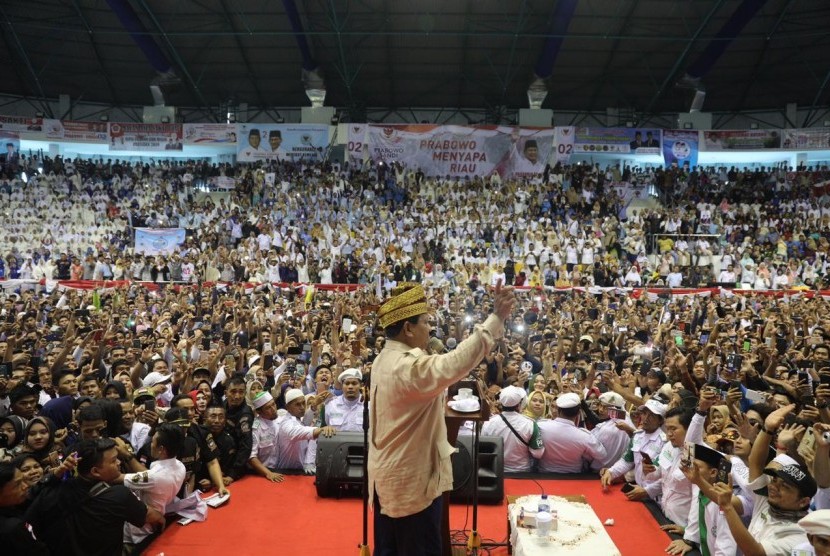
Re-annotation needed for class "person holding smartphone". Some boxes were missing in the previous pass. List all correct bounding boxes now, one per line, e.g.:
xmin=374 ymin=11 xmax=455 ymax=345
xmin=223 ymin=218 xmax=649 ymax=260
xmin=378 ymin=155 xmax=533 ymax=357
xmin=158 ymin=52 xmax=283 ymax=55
xmin=600 ymin=399 xmax=667 ymax=503
xmin=667 ymin=443 xmax=737 ymax=555
xmin=710 ymin=404 xmax=815 ymax=555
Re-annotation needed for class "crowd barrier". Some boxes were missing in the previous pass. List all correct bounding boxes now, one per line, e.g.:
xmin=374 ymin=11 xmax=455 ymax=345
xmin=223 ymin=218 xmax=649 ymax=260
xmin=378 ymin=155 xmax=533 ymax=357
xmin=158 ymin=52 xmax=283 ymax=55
xmin=1 ymin=279 xmax=828 ymax=300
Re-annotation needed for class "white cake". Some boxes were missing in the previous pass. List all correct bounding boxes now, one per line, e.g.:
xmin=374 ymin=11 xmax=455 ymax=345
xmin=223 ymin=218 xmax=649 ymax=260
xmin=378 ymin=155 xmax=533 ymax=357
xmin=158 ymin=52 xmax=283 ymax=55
xmin=508 ymin=495 xmax=622 ymax=556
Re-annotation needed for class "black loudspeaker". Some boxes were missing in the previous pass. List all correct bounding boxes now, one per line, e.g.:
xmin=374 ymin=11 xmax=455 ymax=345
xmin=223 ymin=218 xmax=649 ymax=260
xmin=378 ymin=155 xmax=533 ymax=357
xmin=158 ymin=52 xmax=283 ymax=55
xmin=315 ymin=432 xmax=365 ymax=498
xmin=314 ymin=432 xmax=505 ymax=504
xmin=449 ymin=435 xmax=504 ymax=504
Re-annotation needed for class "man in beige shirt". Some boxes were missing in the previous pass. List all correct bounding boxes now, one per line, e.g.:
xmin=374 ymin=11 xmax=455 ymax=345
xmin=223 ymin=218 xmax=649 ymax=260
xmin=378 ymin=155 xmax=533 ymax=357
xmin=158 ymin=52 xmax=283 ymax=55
xmin=369 ymin=281 xmax=514 ymax=556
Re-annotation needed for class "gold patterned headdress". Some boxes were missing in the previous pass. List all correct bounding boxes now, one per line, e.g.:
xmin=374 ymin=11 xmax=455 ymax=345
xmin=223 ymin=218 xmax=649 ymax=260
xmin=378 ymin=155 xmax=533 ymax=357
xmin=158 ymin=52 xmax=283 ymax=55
xmin=378 ymin=282 xmax=429 ymax=329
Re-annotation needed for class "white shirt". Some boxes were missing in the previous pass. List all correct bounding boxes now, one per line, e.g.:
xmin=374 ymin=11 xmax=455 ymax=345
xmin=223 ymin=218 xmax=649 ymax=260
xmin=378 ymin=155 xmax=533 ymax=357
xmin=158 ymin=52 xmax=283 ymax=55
xmin=275 ymin=413 xmax=316 ymax=469
xmin=683 ymin=486 xmax=737 ymax=555
xmin=608 ymin=428 xmax=665 ymax=493
xmin=481 ymin=411 xmax=544 ymax=473
xmin=589 ymin=417 xmax=633 ymax=470
xmin=123 ymin=457 xmax=186 ymax=543
xmin=323 ymin=395 xmax=364 ymax=432
xmin=537 ymin=417 xmax=607 ymax=473
xmin=667 ymin=272 xmax=683 ymax=288
xmin=645 ymin=441 xmax=693 ymax=527
xmin=250 ymin=415 xmax=280 ymax=469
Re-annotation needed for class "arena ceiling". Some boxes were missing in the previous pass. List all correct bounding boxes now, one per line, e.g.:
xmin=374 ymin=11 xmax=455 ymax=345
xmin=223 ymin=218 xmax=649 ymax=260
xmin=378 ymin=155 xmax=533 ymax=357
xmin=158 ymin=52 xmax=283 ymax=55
xmin=1 ymin=0 xmax=829 ymax=122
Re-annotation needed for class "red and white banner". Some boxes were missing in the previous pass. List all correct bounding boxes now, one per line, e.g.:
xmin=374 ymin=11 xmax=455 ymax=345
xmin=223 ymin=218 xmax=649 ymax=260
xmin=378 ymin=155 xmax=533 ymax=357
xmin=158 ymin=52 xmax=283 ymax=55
xmin=357 ymin=124 xmax=554 ymax=178
xmin=108 ymin=122 xmax=183 ymax=151
xmin=782 ymin=129 xmax=830 ymax=150
xmin=0 ymin=115 xmax=42 ymax=132
xmin=44 ymin=120 xmax=109 ymax=143
xmin=2 ymin=280 xmax=826 ymax=301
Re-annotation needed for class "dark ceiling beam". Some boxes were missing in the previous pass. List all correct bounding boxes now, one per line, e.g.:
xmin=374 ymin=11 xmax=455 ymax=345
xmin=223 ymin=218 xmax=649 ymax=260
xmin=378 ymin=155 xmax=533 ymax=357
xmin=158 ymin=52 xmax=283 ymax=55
xmin=384 ymin=0 xmax=393 ymax=110
xmin=456 ymin=0 xmax=474 ymax=112
xmin=11 ymin=16 xmax=830 ymax=42
xmin=69 ymin=0 xmax=121 ymax=108
xmin=218 ymin=0 xmax=267 ymax=108
xmin=326 ymin=0 xmax=361 ymax=110
xmin=0 ymin=5 xmax=52 ymax=116
xmin=497 ymin=0 xmax=530 ymax=106
xmin=133 ymin=0 xmax=215 ymax=119
xmin=642 ymin=0 xmax=728 ymax=118
xmin=585 ymin=0 xmax=641 ymax=113
xmin=732 ymin=0 xmax=797 ymax=116
xmin=804 ymin=67 xmax=830 ymax=127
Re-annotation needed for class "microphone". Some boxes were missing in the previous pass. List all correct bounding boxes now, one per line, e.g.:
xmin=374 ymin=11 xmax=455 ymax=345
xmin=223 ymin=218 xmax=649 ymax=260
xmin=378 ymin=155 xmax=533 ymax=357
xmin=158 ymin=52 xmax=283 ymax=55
xmin=446 ymin=337 xmax=457 ymax=350
xmin=427 ymin=337 xmax=446 ymax=355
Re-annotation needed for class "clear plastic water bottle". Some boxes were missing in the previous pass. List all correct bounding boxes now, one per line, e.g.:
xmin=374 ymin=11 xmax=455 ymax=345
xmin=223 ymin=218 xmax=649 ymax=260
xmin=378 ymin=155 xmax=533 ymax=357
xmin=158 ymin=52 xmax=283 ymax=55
xmin=536 ymin=511 xmax=552 ymax=537
xmin=537 ymin=494 xmax=549 ymax=514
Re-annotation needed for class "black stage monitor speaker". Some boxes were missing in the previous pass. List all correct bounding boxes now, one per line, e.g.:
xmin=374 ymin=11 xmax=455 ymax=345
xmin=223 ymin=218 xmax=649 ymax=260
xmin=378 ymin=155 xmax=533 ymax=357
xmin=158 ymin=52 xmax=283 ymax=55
xmin=315 ymin=432 xmax=365 ymax=498
xmin=449 ymin=434 xmax=504 ymax=504
xmin=315 ymin=432 xmax=504 ymax=504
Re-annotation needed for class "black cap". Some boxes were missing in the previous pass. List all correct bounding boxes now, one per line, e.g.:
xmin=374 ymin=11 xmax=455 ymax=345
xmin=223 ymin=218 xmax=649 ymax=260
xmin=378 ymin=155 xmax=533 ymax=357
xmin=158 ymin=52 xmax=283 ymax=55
xmin=249 ymin=128 xmax=260 ymax=136
xmin=647 ymin=369 xmax=668 ymax=383
xmin=765 ymin=465 xmax=818 ymax=499
xmin=693 ymin=443 xmax=725 ymax=469
xmin=524 ymin=140 xmax=538 ymax=150
xmin=269 ymin=130 xmax=282 ymax=138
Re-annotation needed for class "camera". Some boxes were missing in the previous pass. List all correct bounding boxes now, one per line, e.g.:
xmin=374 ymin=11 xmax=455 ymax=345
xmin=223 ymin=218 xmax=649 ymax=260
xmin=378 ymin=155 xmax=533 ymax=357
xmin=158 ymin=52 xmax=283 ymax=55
xmin=0 ymin=432 xmax=8 ymax=448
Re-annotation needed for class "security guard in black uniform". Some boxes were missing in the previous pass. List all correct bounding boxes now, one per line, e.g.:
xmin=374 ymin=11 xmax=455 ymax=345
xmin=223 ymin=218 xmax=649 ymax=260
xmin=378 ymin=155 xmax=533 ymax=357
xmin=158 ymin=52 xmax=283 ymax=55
xmin=223 ymin=376 xmax=254 ymax=480
xmin=169 ymin=394 xmax=229 ymax=497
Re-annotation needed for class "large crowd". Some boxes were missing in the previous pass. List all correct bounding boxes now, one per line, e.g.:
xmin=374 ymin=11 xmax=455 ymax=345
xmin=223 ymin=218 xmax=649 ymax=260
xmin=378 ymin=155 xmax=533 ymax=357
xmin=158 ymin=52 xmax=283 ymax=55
xmin=2 ymin=154 xmax=830 ymax=554
xmin=2 ymin=155 xmax=830 ymax=291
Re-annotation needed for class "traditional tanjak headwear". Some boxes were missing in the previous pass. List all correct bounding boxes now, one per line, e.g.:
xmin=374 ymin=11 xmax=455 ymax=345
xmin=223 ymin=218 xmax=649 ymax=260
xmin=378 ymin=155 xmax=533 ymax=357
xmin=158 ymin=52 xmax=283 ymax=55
xmin=378 ymin=283 xmax=429 ymax=329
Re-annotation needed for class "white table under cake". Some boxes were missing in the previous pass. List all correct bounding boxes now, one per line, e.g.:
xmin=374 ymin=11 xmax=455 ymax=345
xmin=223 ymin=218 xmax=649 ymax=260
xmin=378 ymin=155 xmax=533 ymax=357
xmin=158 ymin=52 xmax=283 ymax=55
xmin=507 ymin=494 xmax=622 ymax=556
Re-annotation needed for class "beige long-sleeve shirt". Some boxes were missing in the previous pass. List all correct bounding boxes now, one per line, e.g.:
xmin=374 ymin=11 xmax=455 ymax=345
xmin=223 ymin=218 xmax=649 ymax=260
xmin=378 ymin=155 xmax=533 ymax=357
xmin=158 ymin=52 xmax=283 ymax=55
xmin=368 ymin=314 xmax=503 ymax=518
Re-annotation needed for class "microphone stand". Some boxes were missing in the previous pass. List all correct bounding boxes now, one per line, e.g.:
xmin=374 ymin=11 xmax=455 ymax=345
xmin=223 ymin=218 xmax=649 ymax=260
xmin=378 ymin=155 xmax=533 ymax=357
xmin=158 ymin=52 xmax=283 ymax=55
xmin=358 ymin=373 xmax=371 ymax=556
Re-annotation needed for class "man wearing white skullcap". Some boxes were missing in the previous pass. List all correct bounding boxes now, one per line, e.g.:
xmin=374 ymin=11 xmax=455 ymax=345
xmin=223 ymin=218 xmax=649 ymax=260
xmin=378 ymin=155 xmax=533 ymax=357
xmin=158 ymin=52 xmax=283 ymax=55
xmin=589 ymin=392 xmax=634 ymax=470
xmin=537 ymin=392 xmax=607 ymax=473
xmin=248 ymin=392 xmax=284 ymax=483
xmin=275 ymin=388 xmax=337 ymax=474
xmin=796 ymin=509 xmax=830 ymax=555
xmin=600 ymin=398 xmax=666 ymax=501
xmin=321 ymin=368 xmax=365 ymax=433
xmin=481 ymin=386 xmax=543 ymax=472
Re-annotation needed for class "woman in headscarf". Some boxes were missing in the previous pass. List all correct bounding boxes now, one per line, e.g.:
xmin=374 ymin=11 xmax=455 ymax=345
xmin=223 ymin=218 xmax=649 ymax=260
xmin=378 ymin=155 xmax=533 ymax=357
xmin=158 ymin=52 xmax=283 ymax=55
xmin=12 ymin=454 xmax=44 ymax=492
xmin=188 ymin=389 xmax=209 ymax=424
xmin=706 ymin=404 xmax=732 ymax=436
xmin=14 ymin=417 xmax=61 ymax=474
xmin=102 ymin=380 xmax=127 ymax=400
xmin=245 ymin=379 xmax=264 ymax=410
xmin=0 ymin=416 xmax=26 ymax=463
xmin=522 ymin=390 xmax=552 ymax=421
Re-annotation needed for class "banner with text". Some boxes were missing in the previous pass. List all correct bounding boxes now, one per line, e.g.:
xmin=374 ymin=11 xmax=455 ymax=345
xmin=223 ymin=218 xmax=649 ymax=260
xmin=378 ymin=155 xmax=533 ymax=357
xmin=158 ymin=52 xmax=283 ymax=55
xmin=44 ymin=120 xmax=109 ymax=143
xmin=236 ymin=123 xmax=328 ymax=162
xmin=554 ymin=126 xmax=575 ymax=163
xmin=346 ymin=124 xmax=368 ymax=165
xmin=574 ymin=127 xmax=662 ymax=155
xmin=183 ymin=123 xmax=237 ymax=145
xmin=211 ymin=176 xmax=237 ymax=189
xmin=134 ymin=228 xmax=187 ymax=255
xmin=108 ymin=123 xmax=183 ymax=151
xmin=0 ymin=115 xmax=42 ymax=132
xmin=361 ymin=125 xmax=554 ymax=178
xmin=701 ymin=129 xmax=781 ymax=150
xmin=662 ymin=129 xmax=700 ymax=168
xmin=782 ymin=129 xmax=830 ymax=150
